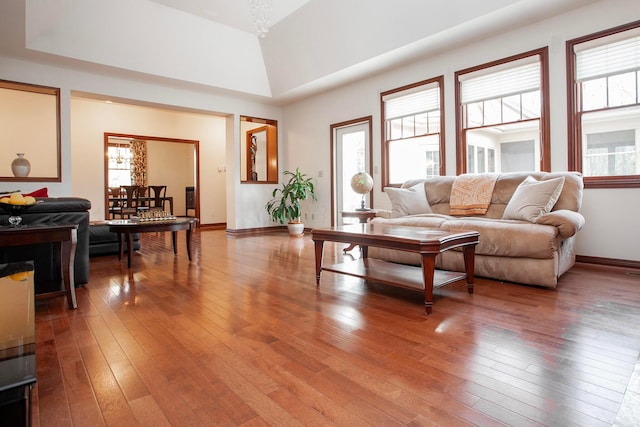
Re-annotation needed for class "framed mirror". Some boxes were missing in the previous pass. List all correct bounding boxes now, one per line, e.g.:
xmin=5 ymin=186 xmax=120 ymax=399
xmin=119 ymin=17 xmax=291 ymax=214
xmin=240 ymin=116 xmax=277 ymax=183
xmin=0 ymin=79 xmax=61 ymax=182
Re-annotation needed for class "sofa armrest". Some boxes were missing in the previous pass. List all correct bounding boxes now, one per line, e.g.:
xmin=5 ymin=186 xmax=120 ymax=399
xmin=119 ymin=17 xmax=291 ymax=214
xmin=535 ymin=209 xmax=585 ymax=239
xmin=375 ymin=209 xmax=392 ymax=219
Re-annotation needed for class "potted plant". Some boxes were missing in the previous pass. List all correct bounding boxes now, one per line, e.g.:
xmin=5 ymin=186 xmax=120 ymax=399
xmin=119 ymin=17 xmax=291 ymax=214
xmin=265 ymin=168 xmax=317 ymax=236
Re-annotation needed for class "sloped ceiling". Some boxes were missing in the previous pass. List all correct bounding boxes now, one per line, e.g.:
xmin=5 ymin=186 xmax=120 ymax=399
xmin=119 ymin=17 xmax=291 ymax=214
xmin=0 ymin=0 xmax=599 ymax=104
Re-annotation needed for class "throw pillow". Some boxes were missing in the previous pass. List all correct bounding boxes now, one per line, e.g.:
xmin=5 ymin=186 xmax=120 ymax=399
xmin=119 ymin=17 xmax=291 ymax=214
xmin=502 ymin=176 xmax=565 ymax=222
xmin=24 ymin=187 xmax=48 ymax=198
xmin=384 ymin=183 xmax=432 ymax=218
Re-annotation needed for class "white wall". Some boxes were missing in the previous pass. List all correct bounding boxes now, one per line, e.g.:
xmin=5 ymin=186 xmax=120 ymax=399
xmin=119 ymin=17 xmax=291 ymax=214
xmin=70 ymin=98 xmax=226 ymax=223
xmin=0 ymin=55 xmax=282 ymax=228
xmin=146 ymin=140 xmax=195 ymax=217
xmin=282 ymin=0 xmax=640 ymax=262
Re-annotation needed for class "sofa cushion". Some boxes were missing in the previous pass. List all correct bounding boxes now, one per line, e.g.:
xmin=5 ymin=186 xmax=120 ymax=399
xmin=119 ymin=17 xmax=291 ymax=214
xmin=440 ymin=217 xmax=560 ymax=259
xmin=371 ymin=213 xmax=451 ymax=229
xmin=502 ymin=175 xmax=565 ymax=222
xmin=384 ymin=183 xmax=432 ymax=218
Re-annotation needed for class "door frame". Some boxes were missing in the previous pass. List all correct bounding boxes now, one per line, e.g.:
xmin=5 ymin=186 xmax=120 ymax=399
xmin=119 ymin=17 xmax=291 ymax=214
xmin=329 ymin=116 xmax=373 ymax=226
xmin=103 ymin=132 xmax=200 ymax=221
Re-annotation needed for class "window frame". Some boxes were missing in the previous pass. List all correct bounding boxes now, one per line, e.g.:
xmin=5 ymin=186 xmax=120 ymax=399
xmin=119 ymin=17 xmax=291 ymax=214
xmin=567 ymin=20 xmax=640 ymax=189
xmin=380 ymin=76 xmax=445 ymax=188
xmin=454 ymin=47 xmax=550 ymax=175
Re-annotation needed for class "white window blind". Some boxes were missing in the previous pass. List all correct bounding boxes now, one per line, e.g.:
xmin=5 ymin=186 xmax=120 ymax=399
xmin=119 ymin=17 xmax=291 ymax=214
xmin=460 ymin=59 xmax=541 ymax=104
xmin=383 ymin=85 xmax=440 ymax=120
xmin=576 ymin=35 xmax=640 ymax=81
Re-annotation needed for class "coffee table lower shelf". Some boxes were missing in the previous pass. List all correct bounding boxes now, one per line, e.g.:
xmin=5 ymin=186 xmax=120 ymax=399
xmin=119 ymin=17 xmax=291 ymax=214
xmin=322 ymin=258 xmax=468 ymax=292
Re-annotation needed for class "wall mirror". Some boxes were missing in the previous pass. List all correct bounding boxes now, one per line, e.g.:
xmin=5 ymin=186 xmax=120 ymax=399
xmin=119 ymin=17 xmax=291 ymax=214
xmin=240 ymin=116 xmax=278 ymax=183
xmin=103 ymin=132 xmax=199 ymax=220
xmin=0 ymin=79 xmax=61 ymax=182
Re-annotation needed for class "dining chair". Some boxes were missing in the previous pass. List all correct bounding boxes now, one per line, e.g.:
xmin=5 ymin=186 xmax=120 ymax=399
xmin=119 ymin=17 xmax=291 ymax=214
xmin=112 ymin=185 xmax=141 ymax=218
xmin=108 ymin=187 xmax=123 ymax=218
xmin=149 ymin=185 xmax=167 ymax=212
xmin=137 ymin=186 xmax=150 ymax=214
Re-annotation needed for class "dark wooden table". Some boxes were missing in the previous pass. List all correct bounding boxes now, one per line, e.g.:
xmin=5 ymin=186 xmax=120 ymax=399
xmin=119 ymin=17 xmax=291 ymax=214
xmin=105 ymin=217 xmax=197 ymax=268
xmin=312 ymin=223 xmax=479 ymax=314
xmin=0 ymin=224 xmax=78 ymax=309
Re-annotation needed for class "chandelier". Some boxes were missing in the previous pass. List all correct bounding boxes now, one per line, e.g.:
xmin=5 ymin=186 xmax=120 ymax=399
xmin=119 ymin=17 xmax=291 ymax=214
xmin=249 ymin=0 xmax=273 ymax=38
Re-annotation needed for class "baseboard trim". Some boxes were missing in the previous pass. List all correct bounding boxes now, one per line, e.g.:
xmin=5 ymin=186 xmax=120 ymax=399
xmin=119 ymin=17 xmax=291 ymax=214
xmin=199 ymin=223 xmax=226 ymax=231
xmin=225 ymin=226 xmax=315 ymax=238
xmin=225 ymin=226 xmax=286 ymax=237
xmin=576 ymin=255 xmax=640 ymax=270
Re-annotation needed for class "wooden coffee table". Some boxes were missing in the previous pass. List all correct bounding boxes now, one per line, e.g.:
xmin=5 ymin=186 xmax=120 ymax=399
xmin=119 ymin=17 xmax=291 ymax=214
xmin=312 ymin=224 xmax=479 ymax=314
xmin=105 ymin=217 xmax=197 ymax=268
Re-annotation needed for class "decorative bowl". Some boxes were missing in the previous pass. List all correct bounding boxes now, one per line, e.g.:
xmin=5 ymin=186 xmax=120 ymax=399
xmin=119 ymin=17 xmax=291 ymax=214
xmin=0 ymin=202 xmax=38 ymax=226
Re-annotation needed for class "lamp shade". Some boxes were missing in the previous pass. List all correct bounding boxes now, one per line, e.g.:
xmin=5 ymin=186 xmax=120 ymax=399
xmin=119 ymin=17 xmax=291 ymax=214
xmin=350 ymin=172 xmax=373 ymax=194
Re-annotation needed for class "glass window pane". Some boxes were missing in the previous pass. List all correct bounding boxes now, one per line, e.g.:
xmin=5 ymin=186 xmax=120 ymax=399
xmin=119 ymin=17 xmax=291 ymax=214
xmin=390 ymin=118 xmax=402 ymax=140
xmin=583 ymin=126 xmax=638 ymax=177
xmin=467 ymin=144 xmax=476 ymax=173
xmin=521 ymin=91 xmax=541 ymax=119
xmin=502 ymin=94 xmax=521 ymax=122
xmin=477 ymin=146 xmax=486 ymax=172
xmin=466 ymin=120 xmax=540 ymax=173
xmin=402 ymin=116 xmax=415 ymax=138
xmin=415 ymin=112 xmax=428 ymax=135
xmin=488 ymin=148 xmax=496 ymax=172
xmin=389 ymin=135 xmax=440 ymax=183
xmin=609 ymin=72 xmax=637 ymax=107
xmin=466 ymin=102 xmax=483 ymax=127
xmin=582 ymin=78 xmax=607 ymax=111
xmin=484 ymin=99 xmax=502 ymax=125
xmin=428 ymin=110 xmax=441 ymax=134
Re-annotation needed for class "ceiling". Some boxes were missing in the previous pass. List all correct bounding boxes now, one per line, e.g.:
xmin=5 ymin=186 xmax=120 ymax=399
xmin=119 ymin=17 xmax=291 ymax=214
xmin=148 ymin=0 xmax=312 ymax=35
xmin=0 ymin=0 xmax=599 ymax=105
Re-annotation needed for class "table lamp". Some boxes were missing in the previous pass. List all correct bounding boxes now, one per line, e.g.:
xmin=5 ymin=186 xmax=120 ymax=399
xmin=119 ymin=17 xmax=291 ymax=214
xmin=350 ymin=172 xmax=373 ymax=211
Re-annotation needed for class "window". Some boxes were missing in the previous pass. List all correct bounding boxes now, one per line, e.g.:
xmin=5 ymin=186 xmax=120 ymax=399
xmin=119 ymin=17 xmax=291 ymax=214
xmin=381 ymin=77 xmax=444 ymax=186
xmin=107 ymin=143 xmax=132 ymax=187
xmin=567 ymin=21 xmax=640 ymax=188
xmin=455 ymin=48 xmax=550 ymax=174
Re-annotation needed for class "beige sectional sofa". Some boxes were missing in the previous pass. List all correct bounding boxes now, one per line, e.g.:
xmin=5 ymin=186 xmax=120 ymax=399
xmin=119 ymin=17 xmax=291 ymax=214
xmin=369 ymin=172 xmax=585 ymax=288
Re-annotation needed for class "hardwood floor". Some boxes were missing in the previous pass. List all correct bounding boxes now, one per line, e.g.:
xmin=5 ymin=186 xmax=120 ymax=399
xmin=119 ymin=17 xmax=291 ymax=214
xmin=31 ymin=229 xmax=640 ymax=426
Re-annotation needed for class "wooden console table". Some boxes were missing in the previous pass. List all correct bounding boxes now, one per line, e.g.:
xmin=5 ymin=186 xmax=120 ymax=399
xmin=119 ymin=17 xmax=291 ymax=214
xmin=312 ymin=223 xmax=479 ymax=314
xmin=0 ymin=224 xmax=78 ymax=309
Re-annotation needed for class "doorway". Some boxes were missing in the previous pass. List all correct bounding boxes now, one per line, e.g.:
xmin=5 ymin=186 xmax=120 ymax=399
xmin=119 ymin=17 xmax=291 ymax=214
xmin=103 ymin=133 xmax=199 ymax=220
xmin=330 ymin=117 xmax=373 ymax=226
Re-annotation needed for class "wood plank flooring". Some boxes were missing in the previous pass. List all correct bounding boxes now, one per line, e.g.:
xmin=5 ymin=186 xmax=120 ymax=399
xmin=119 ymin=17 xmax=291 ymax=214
xmin=31 ymin=229 xmax=640 ymax=426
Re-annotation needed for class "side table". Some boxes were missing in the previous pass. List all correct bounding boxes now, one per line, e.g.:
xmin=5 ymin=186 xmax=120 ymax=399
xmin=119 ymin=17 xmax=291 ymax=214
xmin=0 ymin=224 xmax=78 ymax=309
xmin=340 ymin=210 xmax=377 ymax=253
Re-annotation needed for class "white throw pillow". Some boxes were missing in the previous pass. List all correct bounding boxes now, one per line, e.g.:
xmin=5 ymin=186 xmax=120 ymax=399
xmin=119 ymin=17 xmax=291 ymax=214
xmin=384 ymin=183 xmax=432 ymax=218
xmin=502 ymin=175 xmax=565 ymax=222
